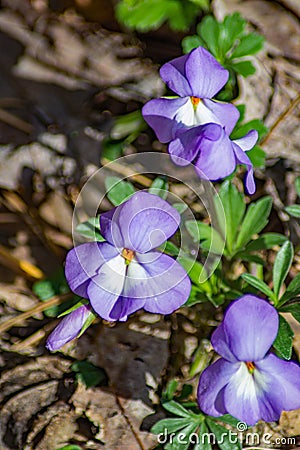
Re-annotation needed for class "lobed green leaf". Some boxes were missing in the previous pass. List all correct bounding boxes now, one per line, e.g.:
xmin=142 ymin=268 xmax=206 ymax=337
xmin=230 ymin=60 xmax=256 ymax=77
xmin=230 ymin=32 xmax=264 ymax=59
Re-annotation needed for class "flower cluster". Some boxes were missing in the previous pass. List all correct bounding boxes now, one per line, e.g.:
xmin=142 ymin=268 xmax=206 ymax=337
xmin=197 ymin=295 xmax=300 ymax=425
xmin=45 ymin=45 xmax=300 ymax=430
xmin=142 ymin=46 xmax=257 ymax=194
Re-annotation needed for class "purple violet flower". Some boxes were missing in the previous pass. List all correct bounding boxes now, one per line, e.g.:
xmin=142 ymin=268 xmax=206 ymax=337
xmin=65 ymin=192 xmax=191 ymax=322
xmin=142 ymin=46 xmax=258 ymax=194
xmin=46 ymin=304 xmax=92 ymax=351
xmin=142 ymin=46 xmax=239 ymax=138
xmin=197 ymin=295 xmax=300 ymax=425
xmin=169 ymin=123 xmax=257 ymax=194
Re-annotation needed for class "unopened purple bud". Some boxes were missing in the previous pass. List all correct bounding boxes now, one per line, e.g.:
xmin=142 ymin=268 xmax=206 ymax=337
xmin=46 ymin=304 xmax=91 ymax=351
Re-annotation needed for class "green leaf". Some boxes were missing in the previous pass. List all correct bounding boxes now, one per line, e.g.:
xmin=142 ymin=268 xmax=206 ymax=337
xmin=273 ymin=241 xmax=294 ymax=299
xmin=149 ymin=177 xmax=169 ymax=199
xmin=236 ymin=104 xmax=246 ymax=123
xmin=177 ymin=384 xmax=193 ymax=401
xmin=160 ymin=241 xmax=180 ymax=257
xmin=241 ymin=273 xmax=276 ymax=301
xmin=105 ymin=176 xmax=135 ymax=206
xmin=220 ymin=13 xmax=246 ymax=55
xmin=116 ymin=0 xmax=199 ymax=32
xmin=219 ymin=180 xmax=245 ymax=253
xmin=194 ymin=421 xmax=212 ymax=450
xmin=280 ymin=303 xmax=300 ymax=323
xmin=246 ymin=146 xmax=266 ymax=168
xmin=110 ymin=110 xmax=146 ymax=140
xmin=198 ymin=16 xmax=220 ymax=58
xmin=182 ymin=35 xmax=204 ymax=54
xmin=273 ymin=315 xmax=294 ymax=360
xmin=236 ymin=196 xmax=272 ymax=251
xmin=216 ymin=414 xmax=241 ymax=427
xmin=244 ymin=232 xmax=287 ymax=252
xmin=71 ymin=360 xmax=107 ymax=388
xmin=178 ymin=256 xmax=211 ymax=291
xmin=163 ymin=379 xmax=178 ymax=401
xmin=75 ymin=217 xmax=105 ymax=241
xmin=56 ymin=446 xmax=82 ymax=450
xmin=116 ymin=0 xmax=167 ymax=32
xmin=231 ymin=119 xmax=268 ymax=141
xmin=189 ymin=339 xmax=212 ymax=377
xmin=230 ymin=60 xmax=256 ymax=77
xmin=206 ymin=419 xmax=241 ymax=450
xmin=296 ymin=177 xmax=300 ymax=197
xmin=230 ymin=32 xmax=264 ymax=58
xmin=184 ymin=287 xmax=209 ymax=307
xmin=151 ymin=417 xmax=191 ymax=435
xmin=167 ymin=1 xmax=198 ymax=31
xmin=165 ymin=422 xmax=199 ymax=450
xmin=235 ymin=252 xmax=265 ymax=265
xmin=102 ymin=138 xmax=124 ymax=161
xmin=32 ymin=269 xmax=77 ymax=317
xmin=57 ymin=299 xmax=88 ymax=318
xmin=285 ymin=205 xmax=300 ymax=218
xmin=185 ymin=221 xmax=224 ymax=255
xmin=188 ymin=0 xmax=209 ymax=10
xmin=78 ymin=310 xmax=97 ymax=338
xmin=162 ymin=401 xmax=192 ymax=418
xmin=173 ymin=202 xmax=188 ymax=214
xmin=279 ymin=273 xmax=300 ymax=304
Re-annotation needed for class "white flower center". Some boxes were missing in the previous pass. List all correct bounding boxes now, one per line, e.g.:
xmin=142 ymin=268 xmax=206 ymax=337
xmin=174 ymin=97 xmax=221 ymax=128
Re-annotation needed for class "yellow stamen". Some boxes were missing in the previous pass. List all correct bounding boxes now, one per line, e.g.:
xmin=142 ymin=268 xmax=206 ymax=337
xmin=246 ymin=361 xmax=255 ymax=374
xmin=191 ymin=96 xmax=201 ymax=109
xmin=121 ymin=248 xmax=135 ymax=264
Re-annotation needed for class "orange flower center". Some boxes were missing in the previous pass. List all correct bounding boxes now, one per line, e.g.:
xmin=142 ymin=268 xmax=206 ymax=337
xmin=122 ymin=248 xmax=135 ymax=264
xmin=246 ymin=361 xmax=255 ymax=374
xmin=191 ymin=96 xmax=201 ymax=109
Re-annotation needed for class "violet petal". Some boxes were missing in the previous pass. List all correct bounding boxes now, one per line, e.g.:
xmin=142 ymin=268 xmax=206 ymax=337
xmin=197 ymin=358 xmax=240 ymax=417
xmin=221 ymin=295 xmax=279 ymax=362
xmin=65 ymin=242 xmax=118 ymax=297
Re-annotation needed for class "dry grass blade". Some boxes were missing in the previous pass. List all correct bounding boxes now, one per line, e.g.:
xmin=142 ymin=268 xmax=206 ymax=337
xmin=0 ymin=107 xmax=33 ymax=134
xmin=0 ymin=293 xmax=71 ymax=334
xmin=261 ymin=93 xmax=300 ymax=146
xmin=101 ymin=157 xmax=153 ymax=187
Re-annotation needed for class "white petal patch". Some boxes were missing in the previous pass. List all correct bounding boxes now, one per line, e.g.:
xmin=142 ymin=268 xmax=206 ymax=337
xmin=122 ymin=261 xmax=152 ymax=299
xmin=175 ymin=98 xmax=196 ymax=126
xmin=230 ymin=363 xmax=269 ymax=402
xmin=95 ymin=254 xmax=126 ymax=295
xmin=174 ymin=98 xmax=221 ymax=127
xmin=195 ymin=101 xmax=220 ymax=125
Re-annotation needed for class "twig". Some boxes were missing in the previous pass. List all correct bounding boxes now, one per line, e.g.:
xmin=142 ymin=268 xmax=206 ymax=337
xmin=11 ymin=322 xmax=57 ymax=351
xmin=1 ymin=191 xmax=64 ymax=258
xmin=116 ymin=395 xmax=146 ymax=450
xmin=261 ymin=93 xmax=300 ymax=146
xmin=101 ymin=157 xmax=152 ymax=187
xmin=0 ymin=293 xmax=71 ymax=335
xmin=0 ymin=107 xmax=33 ymax=134
xmin=0 ymin=244 xmax=44 ymax=280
